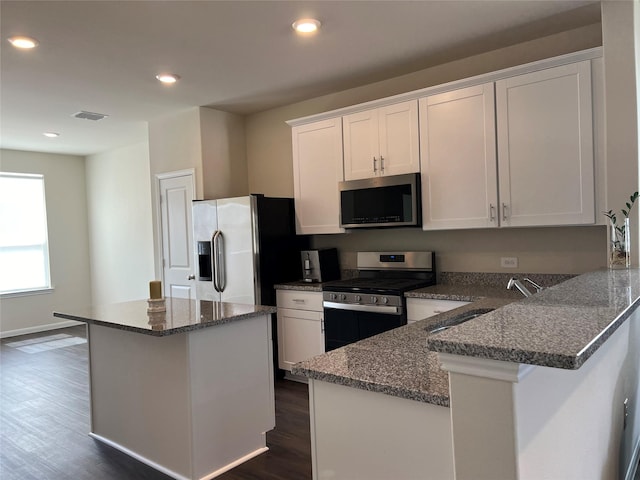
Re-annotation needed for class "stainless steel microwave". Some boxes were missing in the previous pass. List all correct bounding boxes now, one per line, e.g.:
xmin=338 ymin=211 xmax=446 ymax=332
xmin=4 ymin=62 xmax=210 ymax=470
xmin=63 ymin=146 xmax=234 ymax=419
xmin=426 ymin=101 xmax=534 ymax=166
xmin=339 ymin=173 xmax=421 ymax=229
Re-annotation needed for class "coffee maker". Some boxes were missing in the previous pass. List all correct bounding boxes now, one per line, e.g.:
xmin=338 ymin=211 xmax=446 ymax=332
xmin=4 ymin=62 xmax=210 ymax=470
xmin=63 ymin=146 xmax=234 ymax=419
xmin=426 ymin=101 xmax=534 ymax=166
xmin=301 ymin=248 xmax=340 ymax=283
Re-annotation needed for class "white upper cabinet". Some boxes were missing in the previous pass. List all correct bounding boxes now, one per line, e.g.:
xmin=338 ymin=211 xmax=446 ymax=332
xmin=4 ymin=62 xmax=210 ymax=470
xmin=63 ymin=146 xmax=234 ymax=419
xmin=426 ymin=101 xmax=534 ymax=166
xmin=292 ymin=117 xmax=345 ymax=235
xmin=420 ymin=83 xmax=499 ymax=230
xmin=496 ymin=61 xmax=595 ymax=227
xmin=343 ymin=100 xmax=420 ymax=180
xmin=420 ymin=60 xmax=595 ymax=230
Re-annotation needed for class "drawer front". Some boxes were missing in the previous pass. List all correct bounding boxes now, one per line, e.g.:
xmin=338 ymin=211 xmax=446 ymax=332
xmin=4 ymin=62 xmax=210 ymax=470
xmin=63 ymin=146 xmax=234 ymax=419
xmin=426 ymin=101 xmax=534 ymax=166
xmin=276 ymin=289 xmax=323 ymax=312
xmin=406 ymin=298 xmax=470 ymax=323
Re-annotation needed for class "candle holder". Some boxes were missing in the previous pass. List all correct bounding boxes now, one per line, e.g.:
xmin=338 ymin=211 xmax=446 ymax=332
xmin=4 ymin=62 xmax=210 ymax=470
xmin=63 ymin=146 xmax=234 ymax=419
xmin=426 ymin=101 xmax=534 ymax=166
xmin=147 ymin=297 xmax=166 ymax=313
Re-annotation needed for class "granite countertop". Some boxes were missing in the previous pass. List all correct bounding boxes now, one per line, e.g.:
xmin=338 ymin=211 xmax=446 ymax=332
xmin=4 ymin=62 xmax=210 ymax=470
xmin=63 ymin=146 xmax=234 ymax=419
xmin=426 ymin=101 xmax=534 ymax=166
xmin=293 ymin=296 xmax=514 ymax=406
xmin=292 ymin=269 xmax=640 ymax=406
xmin=428 ymin=269 xmax=640 ymax=369
xmin=406 ymin=283 xmax=524 ymax=301
xmin=54 ymin=298 xmax=276 ymax=337
xmin=274 ymin=281 xmax=324 ymax=292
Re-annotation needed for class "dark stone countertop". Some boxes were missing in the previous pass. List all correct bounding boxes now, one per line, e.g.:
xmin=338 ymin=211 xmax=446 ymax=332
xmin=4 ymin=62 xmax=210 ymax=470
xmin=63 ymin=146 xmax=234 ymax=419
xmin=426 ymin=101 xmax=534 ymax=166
xmin=293 ymin=269 xmax=640 ymax=405
xmin=54 ymin=298 xmax=276 ymax=337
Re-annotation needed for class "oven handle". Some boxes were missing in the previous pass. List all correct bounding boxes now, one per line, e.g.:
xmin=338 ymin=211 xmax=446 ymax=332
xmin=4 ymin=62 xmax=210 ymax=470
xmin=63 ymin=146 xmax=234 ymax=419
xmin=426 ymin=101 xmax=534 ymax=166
xmin=323 ymin=301 xmax=402 ymax=315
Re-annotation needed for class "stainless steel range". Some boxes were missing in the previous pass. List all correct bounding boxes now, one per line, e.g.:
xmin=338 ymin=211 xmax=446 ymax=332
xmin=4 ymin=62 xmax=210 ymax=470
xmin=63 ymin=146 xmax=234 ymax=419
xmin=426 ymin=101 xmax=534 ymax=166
xmin=322 ymin=251 xmax=436 ymax=351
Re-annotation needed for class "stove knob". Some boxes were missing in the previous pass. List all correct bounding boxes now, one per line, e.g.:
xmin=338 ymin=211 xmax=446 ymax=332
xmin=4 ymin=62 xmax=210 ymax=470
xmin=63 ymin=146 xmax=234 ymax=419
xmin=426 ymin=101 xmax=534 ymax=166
xmin=381 ymin=297 xmax=389 ymax=304
xmin=340 ymin=294 xmax=347 ymax=301
xmin=329 ymin=293 xmax=336 ymax=301
xmin=371 ymin=296 xmax=378 ymax=304
xmin=355 ymin=295 xmax=361 ymax=302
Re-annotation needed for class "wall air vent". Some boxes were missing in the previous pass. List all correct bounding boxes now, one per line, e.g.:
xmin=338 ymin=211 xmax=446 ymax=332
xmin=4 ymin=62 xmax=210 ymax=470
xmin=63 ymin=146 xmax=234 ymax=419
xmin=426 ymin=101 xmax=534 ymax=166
xmin=72 ymin=111 xmax=109 ymax=121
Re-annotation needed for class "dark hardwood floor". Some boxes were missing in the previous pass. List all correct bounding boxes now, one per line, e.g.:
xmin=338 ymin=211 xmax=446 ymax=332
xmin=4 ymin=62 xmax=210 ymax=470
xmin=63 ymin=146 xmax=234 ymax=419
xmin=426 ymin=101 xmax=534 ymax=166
xmin=0 ymin=326 xmax=312 ymax=480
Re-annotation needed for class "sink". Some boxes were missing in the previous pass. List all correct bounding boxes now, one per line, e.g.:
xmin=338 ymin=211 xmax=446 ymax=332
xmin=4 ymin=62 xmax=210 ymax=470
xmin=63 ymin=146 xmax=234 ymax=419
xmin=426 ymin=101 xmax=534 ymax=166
xmin=426 ymin=308 xmax=495 ymax=334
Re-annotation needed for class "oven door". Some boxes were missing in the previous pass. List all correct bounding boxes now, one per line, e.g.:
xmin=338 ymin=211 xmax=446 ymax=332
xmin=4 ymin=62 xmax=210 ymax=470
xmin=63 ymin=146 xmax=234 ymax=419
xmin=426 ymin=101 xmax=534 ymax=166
xmin=323 ymin=303 xmax=406 ymax=352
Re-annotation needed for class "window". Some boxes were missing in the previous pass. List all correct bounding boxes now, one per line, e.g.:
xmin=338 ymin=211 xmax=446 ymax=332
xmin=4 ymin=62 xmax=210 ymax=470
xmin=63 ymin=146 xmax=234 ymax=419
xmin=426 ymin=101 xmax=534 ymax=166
xmin=0 ymin=173 xmax=52 ymax=294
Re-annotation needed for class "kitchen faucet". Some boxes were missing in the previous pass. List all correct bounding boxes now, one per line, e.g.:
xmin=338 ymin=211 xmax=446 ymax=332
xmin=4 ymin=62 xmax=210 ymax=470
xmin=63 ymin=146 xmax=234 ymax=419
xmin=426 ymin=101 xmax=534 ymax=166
xmin=506 ymin=277 xmax=544 ymax=297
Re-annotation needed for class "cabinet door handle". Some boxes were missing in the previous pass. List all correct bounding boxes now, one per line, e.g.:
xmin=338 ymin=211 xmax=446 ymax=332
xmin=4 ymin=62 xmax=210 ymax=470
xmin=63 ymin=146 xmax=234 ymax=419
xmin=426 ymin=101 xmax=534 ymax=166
xmin=489 ymin=204 xmax=496 ymax=222
xmin=292 ymin=298 xmax=306 ymax=304
xmin=321 ymin=319 xmax=325 ymax=333
xmin=433 ymin=310 xmax=444 ymax=314
xmin=373 ymin=156 xmax=377 ymax=173
xmin=380 ymin=156 xmax=385 ymax=172
xmin=502 ymin=203 xmax=508 ymax=221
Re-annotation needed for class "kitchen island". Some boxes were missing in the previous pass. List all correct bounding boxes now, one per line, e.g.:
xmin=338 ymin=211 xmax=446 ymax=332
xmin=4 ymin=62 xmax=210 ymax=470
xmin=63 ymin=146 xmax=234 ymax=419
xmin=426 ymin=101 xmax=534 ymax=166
xmin=294 ymin=269 xmax=640 ymax=480
xmin=54 ymin=298 xmax=277 ymax=480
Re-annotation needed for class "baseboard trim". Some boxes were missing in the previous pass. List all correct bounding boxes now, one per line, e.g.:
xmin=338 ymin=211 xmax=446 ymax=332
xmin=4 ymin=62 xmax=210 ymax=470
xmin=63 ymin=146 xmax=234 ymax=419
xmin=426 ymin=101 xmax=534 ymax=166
xmin=90 ymin=432 xmax=268 ymax=480
xmin=0 ymin=320 xmax=83 ymax=339
xmin=201 ymin=446 xmax=269 ymax=480
xmin=90 ymin=433 xmax=190 ymax=480
xmin=624 ymin=436 xmax=640 ymax=480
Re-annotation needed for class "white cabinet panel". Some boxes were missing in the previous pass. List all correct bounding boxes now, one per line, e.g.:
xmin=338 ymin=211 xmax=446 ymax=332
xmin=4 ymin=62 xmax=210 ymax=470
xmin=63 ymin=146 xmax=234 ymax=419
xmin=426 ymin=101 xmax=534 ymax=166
xmin=276 ymin=289 xmax=323 ymax=311
xmin=419 ymin=60 xmax=595 ymax=231
xmin=378 ymin=101 xmax=421 ymax=177
xmin=343 ymin=100 xmax=419 ymax=180
xmin=407 ymin=298 xmax=470 ymax=323
xmin=276 ymin=290 xmax=324 ymax=371
xmin=420 ymin=83 xmax=498 ymax=230
xmin=292 ymin=118 xmax=345 ymax=235
xmin=277 ymin=307 xmax=324 ymax=371
xmin=496 ymin=61 xmax=595 ymax=226
xmin=342 ymin=109 xmax=379 ymax=180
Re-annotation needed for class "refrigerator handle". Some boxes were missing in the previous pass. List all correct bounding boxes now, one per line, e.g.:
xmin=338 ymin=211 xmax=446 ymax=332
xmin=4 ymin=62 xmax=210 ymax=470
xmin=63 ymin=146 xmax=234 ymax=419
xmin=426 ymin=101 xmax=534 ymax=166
xmin=212 ymin=230 xmax=221 ymax=293
xmin=217 ymin=231 xmax=226 ymax=292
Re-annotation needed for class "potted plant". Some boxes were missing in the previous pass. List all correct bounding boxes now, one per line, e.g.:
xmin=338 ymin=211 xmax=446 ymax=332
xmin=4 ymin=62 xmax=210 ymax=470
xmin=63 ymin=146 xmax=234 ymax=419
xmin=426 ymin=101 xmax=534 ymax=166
xmin=604 ymin=191 xmax=638 ymax=269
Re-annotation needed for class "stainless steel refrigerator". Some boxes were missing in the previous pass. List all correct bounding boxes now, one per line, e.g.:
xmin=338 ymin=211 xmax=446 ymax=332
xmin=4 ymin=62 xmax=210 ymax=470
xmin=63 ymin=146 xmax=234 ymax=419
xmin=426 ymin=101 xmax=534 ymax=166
xmin=192 ymin=194 xmax=305 ymax=307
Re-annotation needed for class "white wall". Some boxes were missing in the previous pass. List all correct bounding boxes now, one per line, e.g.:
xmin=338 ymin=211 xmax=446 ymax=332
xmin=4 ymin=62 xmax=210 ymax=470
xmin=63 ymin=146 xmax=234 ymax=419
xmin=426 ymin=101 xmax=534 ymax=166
xmin=0 ymin=149 xmax=92 ymax=336
xmin=85 ymin=142 xmax=155 ymax=305
xmin=147 ymin=106 xmax=250 ymax=278
xmin=602 ymin=1 xmax=640 ymax=267
xmin=200 ymin=107 xmax=248 ymax=199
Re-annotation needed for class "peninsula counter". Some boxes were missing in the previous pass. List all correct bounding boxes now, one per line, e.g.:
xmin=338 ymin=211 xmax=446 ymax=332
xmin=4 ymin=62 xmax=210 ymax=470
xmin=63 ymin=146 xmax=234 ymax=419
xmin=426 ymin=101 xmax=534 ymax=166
xmin=54 ymin=298 xmax=277 ymax=480
xmin=294 ymin=269 xmax=640 ymax=480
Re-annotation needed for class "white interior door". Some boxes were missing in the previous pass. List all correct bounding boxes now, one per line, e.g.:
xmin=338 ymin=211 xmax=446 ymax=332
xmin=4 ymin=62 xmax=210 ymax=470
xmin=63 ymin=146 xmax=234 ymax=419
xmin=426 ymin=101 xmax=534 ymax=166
xmin=158 ymin=172 xmax=195 ymax=299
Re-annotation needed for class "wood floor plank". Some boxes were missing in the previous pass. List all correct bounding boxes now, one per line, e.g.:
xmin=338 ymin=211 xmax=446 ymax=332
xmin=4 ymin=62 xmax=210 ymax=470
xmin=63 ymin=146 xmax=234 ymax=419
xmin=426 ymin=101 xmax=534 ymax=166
xmin=0 ymin=326 xmax=312 ymax=480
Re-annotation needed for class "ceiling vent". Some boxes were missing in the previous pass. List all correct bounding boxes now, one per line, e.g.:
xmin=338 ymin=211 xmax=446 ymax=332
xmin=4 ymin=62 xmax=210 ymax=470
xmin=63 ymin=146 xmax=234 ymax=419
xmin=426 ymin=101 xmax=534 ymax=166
xmin=72 ymin=111 xmax=108 ymax=121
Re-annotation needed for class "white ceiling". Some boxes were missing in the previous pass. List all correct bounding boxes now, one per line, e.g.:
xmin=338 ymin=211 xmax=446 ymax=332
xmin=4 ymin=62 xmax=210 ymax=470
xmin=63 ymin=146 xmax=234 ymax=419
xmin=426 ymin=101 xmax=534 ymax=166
xmin=1 ymin=0 xmax=599 ymax=157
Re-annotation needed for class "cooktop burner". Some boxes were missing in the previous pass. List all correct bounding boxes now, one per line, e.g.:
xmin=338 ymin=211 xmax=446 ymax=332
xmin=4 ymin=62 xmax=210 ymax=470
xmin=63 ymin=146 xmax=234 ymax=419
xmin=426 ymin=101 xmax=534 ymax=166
xmin=322 ymin=277 xmax=434 ymax=295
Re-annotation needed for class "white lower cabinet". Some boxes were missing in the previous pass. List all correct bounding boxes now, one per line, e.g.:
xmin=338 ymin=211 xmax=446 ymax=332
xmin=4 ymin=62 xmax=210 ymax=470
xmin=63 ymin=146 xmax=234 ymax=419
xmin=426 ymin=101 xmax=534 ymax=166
xmin=406 ymin=298 xmax=470 ymax=324
xmin=276 ymin=290 xmax=324 ymax=371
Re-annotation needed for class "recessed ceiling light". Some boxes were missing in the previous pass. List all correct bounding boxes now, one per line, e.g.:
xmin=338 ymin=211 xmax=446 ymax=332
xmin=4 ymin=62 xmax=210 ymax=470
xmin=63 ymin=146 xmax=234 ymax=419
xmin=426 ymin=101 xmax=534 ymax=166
xmin=8 ymin=36 xmax=39 ymax=49
xmin=292 ymin=18 xmax=321 ymax=34
xmin=43 ymin=132 xmax=60 ymax=138
xmin=156 ymin=73 xmax=180 ymax=84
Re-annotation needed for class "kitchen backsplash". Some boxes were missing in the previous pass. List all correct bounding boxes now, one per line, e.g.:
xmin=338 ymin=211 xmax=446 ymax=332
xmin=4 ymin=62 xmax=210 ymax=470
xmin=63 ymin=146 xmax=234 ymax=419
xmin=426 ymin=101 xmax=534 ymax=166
xmin=438 ymin=271 xmax=576 ymax=288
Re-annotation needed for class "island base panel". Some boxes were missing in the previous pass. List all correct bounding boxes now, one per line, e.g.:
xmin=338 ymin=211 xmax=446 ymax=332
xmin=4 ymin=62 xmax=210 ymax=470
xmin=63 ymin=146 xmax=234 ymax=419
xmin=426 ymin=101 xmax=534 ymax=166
xmin=87 ymin=314 xmax=275 ymax=479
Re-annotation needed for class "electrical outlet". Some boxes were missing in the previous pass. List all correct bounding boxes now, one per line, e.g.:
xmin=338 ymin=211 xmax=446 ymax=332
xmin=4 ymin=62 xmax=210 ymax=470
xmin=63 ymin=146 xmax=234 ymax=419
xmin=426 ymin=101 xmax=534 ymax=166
xmin=501 ymin=257 xmax=518 ymax=268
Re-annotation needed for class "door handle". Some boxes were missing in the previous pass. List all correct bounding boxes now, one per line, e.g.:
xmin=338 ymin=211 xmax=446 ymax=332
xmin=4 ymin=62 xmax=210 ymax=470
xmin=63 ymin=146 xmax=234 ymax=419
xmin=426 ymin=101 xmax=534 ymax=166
xmin=502 ymin=203 xmax=509 ymax=221
xmin=213 ymin=230 xmax=227 ymax=292
xmin=211 ymin=232 xmax=219 ymax=292
xmin=212 ymin=230 xmax=222 ymax=292
xmin=373 ymin=156 xmax=377 ymax=173
xmin=489 ymin=204 xmax=496 ymax=222
xmin=188 ymin=274 xmax=195 ymax=280
xmin=380 ymin=155 xmax=384 ymax=172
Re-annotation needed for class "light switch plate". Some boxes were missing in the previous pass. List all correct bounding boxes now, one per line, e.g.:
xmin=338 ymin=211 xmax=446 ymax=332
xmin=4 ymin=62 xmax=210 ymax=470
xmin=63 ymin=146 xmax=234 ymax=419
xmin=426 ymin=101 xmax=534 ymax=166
xmin=501 ymin=257 xmax=518 ymax=268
